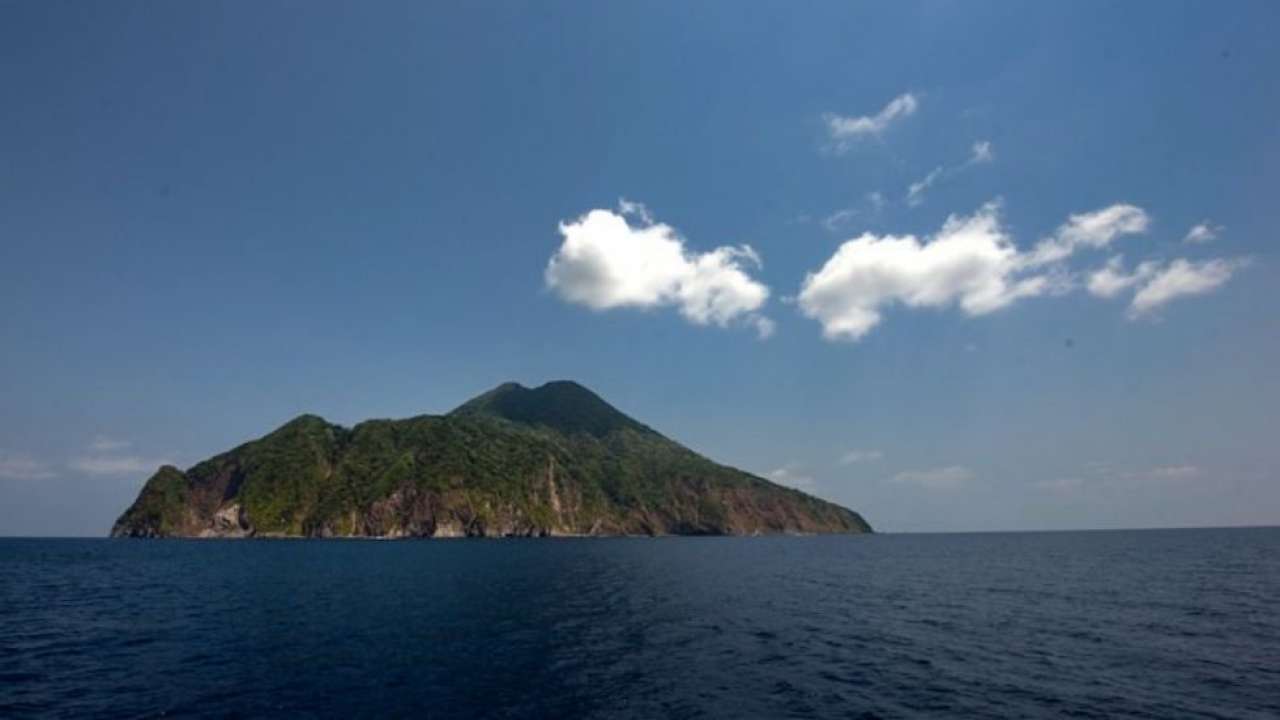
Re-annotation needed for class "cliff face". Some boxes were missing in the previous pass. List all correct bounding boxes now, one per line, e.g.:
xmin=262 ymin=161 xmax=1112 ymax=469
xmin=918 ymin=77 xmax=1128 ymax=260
xmin=111 ymin=381 xmax=871 ymax=538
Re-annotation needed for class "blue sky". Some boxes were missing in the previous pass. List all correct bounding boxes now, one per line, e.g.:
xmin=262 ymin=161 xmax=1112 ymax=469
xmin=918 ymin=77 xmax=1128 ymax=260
xmin=2 ymin=1 xmax=1277 ymax=535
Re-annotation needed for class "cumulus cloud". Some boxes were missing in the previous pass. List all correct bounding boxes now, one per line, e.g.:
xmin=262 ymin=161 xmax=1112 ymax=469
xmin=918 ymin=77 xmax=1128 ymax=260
xmin=1087 ymin=255 xmax=1246 ymax=317
xmin=546 ymin=202 xmax=772 ymax=335
xmin=798 ymin=201 xmax=1054 ymax=341
xmin=767 ymin=465 xmax=817 ymax=492
xmin=0 ymin=452 xmax=55 ymax=480
xmin=1086 ymin=256 xmax=1159 ymax=299
xmin=889 ymin=465 xmax=973 ymax=490
xmin=1129 ymin=258 xmax=1246 ymax=317
xmin=1183 ymin=221 xmax=1222 ymax=244
xmin=839 ymin=449 xmax=883 ymax=465
xmin=70 ymin=455 xmax=171 ymax=477
xmin=799 ymin=199 xmax=1190 ymax=340
xmin=1023 ymin=204 xmax=1150 ymax=268
xmin=824 ymin=93 xmax=918 ymax=151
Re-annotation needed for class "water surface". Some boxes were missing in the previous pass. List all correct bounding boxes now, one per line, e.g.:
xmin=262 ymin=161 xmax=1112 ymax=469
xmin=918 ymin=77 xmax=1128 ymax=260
xmin=2 ymin=529 xmax=1277 ymax=718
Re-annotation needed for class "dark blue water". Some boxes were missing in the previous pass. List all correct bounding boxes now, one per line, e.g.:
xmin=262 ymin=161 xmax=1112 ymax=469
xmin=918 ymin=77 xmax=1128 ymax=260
xmin=2 ymin=529 xmax=1277 ymax=719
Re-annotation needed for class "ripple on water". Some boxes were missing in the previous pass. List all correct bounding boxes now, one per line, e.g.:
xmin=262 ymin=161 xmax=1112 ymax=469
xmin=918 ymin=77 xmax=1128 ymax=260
xmin=0 ymin=530 xmax=1279 ymax=719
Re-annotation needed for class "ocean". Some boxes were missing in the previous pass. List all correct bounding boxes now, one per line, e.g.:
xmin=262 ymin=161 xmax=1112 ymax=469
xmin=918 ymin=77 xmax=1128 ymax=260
xmin=1 ymin=529 xmax=1277 ymax=718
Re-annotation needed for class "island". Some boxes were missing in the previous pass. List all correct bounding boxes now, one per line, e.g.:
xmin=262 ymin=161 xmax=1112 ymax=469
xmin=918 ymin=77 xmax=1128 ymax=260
xmin=111 ymin=381 xmax=871 ymax=538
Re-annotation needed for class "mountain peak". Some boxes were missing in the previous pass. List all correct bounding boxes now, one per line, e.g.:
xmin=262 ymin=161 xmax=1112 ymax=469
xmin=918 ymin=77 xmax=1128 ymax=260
xmin=450 ymin=380 xmax=655 ymax=438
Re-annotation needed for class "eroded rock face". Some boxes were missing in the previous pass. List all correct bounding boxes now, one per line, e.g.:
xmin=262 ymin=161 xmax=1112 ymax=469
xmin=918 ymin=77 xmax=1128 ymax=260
xmin=199 ymin=503 xmax=252 ymax=538
xmin=431 ymin=522 xmax=466 ymax=538
xmin=111 ymin=381 xmax=872 ymax=538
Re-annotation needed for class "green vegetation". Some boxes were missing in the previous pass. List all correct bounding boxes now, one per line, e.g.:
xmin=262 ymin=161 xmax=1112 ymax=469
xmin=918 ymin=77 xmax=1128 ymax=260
xmin=111 ymin=381 xmax=871 ymax=537
xmin=114 ymin=465 xmax=191 ymax=537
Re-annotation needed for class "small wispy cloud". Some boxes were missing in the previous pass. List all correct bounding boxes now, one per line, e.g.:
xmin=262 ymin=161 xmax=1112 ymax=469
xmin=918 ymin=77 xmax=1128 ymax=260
xmin=70 ymin=455 xmax=171 ymax=477
xmin=906 ymin=167 xmax=944 ymax=207
xmin=970 ymin=140 xmax=995 ymax=164
xmin=0 ymin=452 xmax=55 ymax=481
xmin=904 ymin=140 xmax=995 ymax=207
xmin=1144 ymin=465 xmax=1202 ymax=482
xmin=839 ymin=449 xmax=883 ymax=465
xmin=752 ymin=315 xmax=776 ymax=340
xmin=617 ymin=197 xmax=655 ymax=226
xmin=89 ymin=436 xmax=131 ymax=452
xmin=1034 ymin=476 xmax=1085 ymax=493
xmin=767 ymin=465 xmax=817 ymax=492
xmin=824 ymin=93 xmax=918 ymax=152
xmin=822 ymin=208 xmax=860 ymax=233
xmin=889 ymin=465 xmax=974 ymax=490
xmin=1183 ymin=221 xmax=1222 ymax=244
xmin=821 ymin=192 xmax=887 ymax=233
xmin=1084 ymin=462 xmax=1205 ymax=488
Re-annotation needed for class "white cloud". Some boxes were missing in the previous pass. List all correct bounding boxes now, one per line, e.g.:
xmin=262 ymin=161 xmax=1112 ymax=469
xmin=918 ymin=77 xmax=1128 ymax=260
xmin=839 ymin=449 xmax=883 ymax=465
xmin=70 ymin=455 xmax=171 ymax=477
xmin=0 ymin=452 xmax=55 ymax=480
xmin=822 ymin=192 xmax=887 ymax=233
xmin=906 ymin=167 xmax=944 ymax=207
xmin=767 ymin=465 xmax=817 ymax=492
xmin=822 ymin=208 xmax=860 ymax=233
xmin=824 ymin=93 xmax=918 ymax=151
xmin=1129 ymin=258 xmax=1246 ymax=317
xmin=800 ymin=199 xmax=1238 ymax=340
xmin=1087 ymin=255 xmax=1246 ymax=317
xmin=1183 ymin=221 xmax=1222 ymax=244
xmin=1086 ymin=256 xmax=1159 ymax=299
xmin=970 ymin=140 xmax=994 ymax=164
xmin=1035 ymin=477 xmax=1084 ymax=493
xmin=889 ymin=465 xmax=973 ymax=490
xmin=546 ymin=203 xmax=772 ymax=335
xmin=1146 ymin=465 xmax=1201 ymax=481
xmin=89 ymin=436 xmax=131 ymax=452
xmin=798 ymin=201 xmax=1053 ymax=341
xmin=617 ymin=197 xmax=654 ymax=225
xmin=1024 ymin=204 xmax=1150 ymax=268
xmin=904 ymin=141 xmax=994 ymax=208
xmin=1092 ymin=464 xmax=1204 ymax=486
xmin=751 ymin=315 xmax=776 ymax=340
